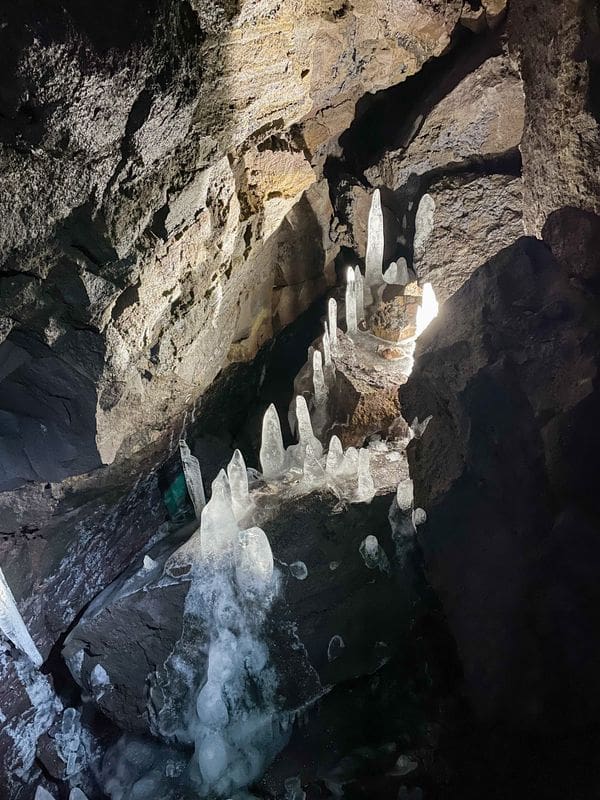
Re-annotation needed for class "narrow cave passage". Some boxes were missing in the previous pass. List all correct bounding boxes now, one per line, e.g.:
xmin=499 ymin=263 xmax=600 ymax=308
xmin=0 ymin=2 xmax=600 ymax=800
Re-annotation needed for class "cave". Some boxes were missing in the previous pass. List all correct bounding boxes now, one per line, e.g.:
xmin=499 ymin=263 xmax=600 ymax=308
xmin=1 ymin=1 xmax=600 ymax=799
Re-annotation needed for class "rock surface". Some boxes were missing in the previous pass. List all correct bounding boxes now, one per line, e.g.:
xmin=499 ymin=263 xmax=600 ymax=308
xmin=402 ymin=237 xmax=600 ymax=730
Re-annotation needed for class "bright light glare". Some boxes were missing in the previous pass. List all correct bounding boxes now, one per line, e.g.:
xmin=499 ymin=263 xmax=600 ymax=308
xmin=415 ymin=282 xmax=438 ymax=337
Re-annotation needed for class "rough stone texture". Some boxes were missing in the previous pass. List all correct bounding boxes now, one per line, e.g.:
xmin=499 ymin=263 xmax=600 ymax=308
xmin=508 ymin=0 xmax=600 ymax=237
xmin=62 ymin=489 xmax=415 ymax=737
xmin=0 ymin=0 xmax=462 ymax=494
xmin=367 ymin=54 xmax=524 ymax=189
xmin=414 ymin=173 xmax=525 ymax=302
xmin=402 ymin=237 xmax=600 ymax=731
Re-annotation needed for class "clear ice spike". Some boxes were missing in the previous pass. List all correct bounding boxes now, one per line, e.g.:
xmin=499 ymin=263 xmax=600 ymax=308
xmin=353 ymin=266 xmax=365 ymax=321
xmin=312 ymin=350 xmax=327 ymax=407
xmin=227 ymin=449 xmax=251 ymax=522
xmin=383 ymin=261 xmax=398 ymax=284
xmin=356 ymin=448 xmax=376 ymax=502
xmin=397 ymin=257 xmax=409 ymax=285
xmin=200 ymin=470 xmax=238 ymax=562
xmin=0 ymin=566 xmax=42 ymax=666
xmin=235 ymin=526 xmax=274 ymax=592
xmin=327 ymin=298 xmax=338 ymax=349
xmin=179 ymin=439 xmax=206 ymax=519
xmin=325 ymin=435 xmax=344 ymax=477
xmin=260 ymin=404 xmax=286 ymax=479
xmin=322 ymin=325 xmax=332 ymax=367
xmin=365 ymin=188 xmax=384 ymax=288
xmin=295 ymin=395 xmax=323 ymax=458
xmin=303 ymin=443 xmax=327 ymax=487
xmin=345 ymin=267 xmax=357 ymax=334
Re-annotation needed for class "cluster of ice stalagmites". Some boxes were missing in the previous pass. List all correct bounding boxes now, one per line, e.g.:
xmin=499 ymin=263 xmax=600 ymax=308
xmin=260 ymin=399 xmax=376 ymax=504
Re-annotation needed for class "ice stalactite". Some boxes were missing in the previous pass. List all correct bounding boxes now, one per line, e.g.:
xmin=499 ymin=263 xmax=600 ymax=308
xmin=345 ymin=267 xmax=358 ymax=334
xmin=0 ymin=567 xmax=42 ymax=667
xmin=328 ymin=298 xmax=338 ymax=350
xmin=365 ymin=188 xmax=384 ymax=291
xmin=260 ymin=403 xmax=287 ymax=480
xmin=179 ymin=440 xmax=206 ymax=519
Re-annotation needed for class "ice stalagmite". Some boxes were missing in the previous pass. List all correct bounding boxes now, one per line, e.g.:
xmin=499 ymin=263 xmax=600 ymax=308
xmin=227 ymin=449 xmax=251 ymax=521
xmin=353 ymin=266 xmax=365 ymax=321
xmin=325 ymin=435 xmax=344 ymax=477
xmin=383 ymin=262 xmax=398 ymax=284
xmin=260 ymin=404 xmax=286 ymax=479
xmin=303 ymin=444 xmax=326 ymax=488
xmin=322 ymin=324 xmax=332 ymax=368
xmin=295 ymin=395 xmax=323 ymax=458
xmin=328 ymin=298 xmax=338 ymax=349
xmin=396 ymin=257 xmax=409 ymax=285
xmin=356 ymin=448 xmax=375 ymax=502
xmin=312 ymin=350 xmax=327 ymax=407
xmin=200 ymin=471 xmax=238 ymax=562
xmin=180 ymin=439 xmax=206 ymax=519
xmin=0 ymin=566 xmax=42 ymax=666
xmin=345 ymin=267 xmax=357 ymax=334
xmin=365 ymin=188 xmax=384 ymax=289
xmin=235 ymin=526 xmax=274 ymax=592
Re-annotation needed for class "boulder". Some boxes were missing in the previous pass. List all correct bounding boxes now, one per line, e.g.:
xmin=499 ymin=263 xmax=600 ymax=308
xmin=401 ymin=237 xmax=600 ymax=730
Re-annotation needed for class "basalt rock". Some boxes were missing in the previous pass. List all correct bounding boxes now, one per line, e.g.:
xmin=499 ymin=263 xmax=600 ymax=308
xmin=401 ymin=237 xmax=600 ymax=731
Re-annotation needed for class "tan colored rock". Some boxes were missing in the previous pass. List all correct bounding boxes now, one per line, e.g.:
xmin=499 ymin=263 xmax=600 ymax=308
xmin=414 ymin=173 xmax=525 ymax=303
xmin=369 ymin=292 xmax=420 ymax=342
xmin=370 ymin=54 xmax=525 ymax=188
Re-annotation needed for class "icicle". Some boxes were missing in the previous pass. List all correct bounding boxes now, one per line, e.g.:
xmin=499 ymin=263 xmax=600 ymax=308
xmin=235 ymin=526 xmax=274 ymax=592
xmin=200 ymin=470 xmax=238 ymax=562
xmin=356 ymin=448 xmax=375 ymax=502
xmin=327 ymin=298 xmax=338 ymax=349
xmin=325 ymin=435 xmax=344 ymax=477
xmin=179 ymin=439 xmax=206 ymax=519
xmin=303 ymin=444 xmax=326 ymax=488
xmin=260 ymin=404 xmax=286 ymax=479
xmin=227 ymin=449 xmax=251 ymax=522
xmin=345 ymin=267 xmax=357 ymax=334
xmin=353 ymin=266 xmax=365 ymax=321
xmin=415 ymin=283 xmax=439 ymax=337
xmin=322 ymin=324 xmax=332 ymax=367
xmin=0 ymin=566 xmax=42 ymax=666
xmin=312 ymin=350 xmax=327 ymax=407
xmin=365 ymin=188 xmax=384 ymax=288
xmin=295 ymin=395 xmax=323 ymax=458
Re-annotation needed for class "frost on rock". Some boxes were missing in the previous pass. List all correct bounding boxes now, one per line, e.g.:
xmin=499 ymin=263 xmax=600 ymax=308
xmin=365 ymin=188 xmax=384 ymax=290
xmin=179 ymin=440 xmax=206 ymax=520
xmin=413 ymin=193 xmax=435 ymax=263
xmin=0 ymin=566 xmax=42 ymax=667
xmin=359 ymin=535 xmax=390 ymax=574
xmin=55 ymin=707 xmax=86 ymax=777
xmin=344 ymin=267 xmax=358 ymax=334
xmin=327 ymin=635 xmax=345 ymax=663
xmin=260 ymin=403 xmax=287 ymax=480
xmin=289 ymin=561 xmax=308 ymax=581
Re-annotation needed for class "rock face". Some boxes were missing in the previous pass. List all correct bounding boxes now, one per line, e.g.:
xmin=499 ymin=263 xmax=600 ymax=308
xmin=402 ymin=237 xmax=600 ymax=730
xmin=0 ymin=0 xmax=461 ymax=493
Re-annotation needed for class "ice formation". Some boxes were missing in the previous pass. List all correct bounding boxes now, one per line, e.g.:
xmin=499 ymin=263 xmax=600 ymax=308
xmin=344 ymin=267 xmax=357 ymax=334
xmin=365 ymin=188 xmax=384 ymax=289
xmin=35 ymin=789 xmax=55 ymax=800
xmin=0 ymin=566 xmax=42 ymax=667
xmin=312 ymin=350 xmax=327 ymax=407
xmin=413 ymin=193 xmax=435 ymax=262
xmin=383 ymin=258 xmax=409 ymax=286
xmin=260 ymin=403 xmax=287 ymax=479
xmin=325 ymin=435 xmax=344 ymax=477
xmin=200 ymin=470 xmax=239 ymax=563
xmin=354 ymin=266 xmax=365 ymax=321
xmin=289 ymin=561 xmax=308 ymax=581
xmin=179 ymin=439 xmax=206 ymax=519
xmin=356 ymin=448 xmax=376 ymax=502
xmin=327 ymin=298 xmax=338 ymax=349
xmin=235 ymin=527 xmax=274 ymax=592
xmin=322 ymin=325 xmax=332 ymax=367
xmin=415 ymin=283 xmax=439 ymax=337
xmin=396 ymin=479 xmax=414 ymax=511
xmin=227 ymin=449 xmax=252 ymax=522
xmin=359 ymin=535 xmax=390 ymax=574
xmin=327 ymin=635 xmax=345 ymax=662
xmin=295 ymin=395 xmax=323 ymax=459
xmin=70 ymin=790 xmax=90 ymax=800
